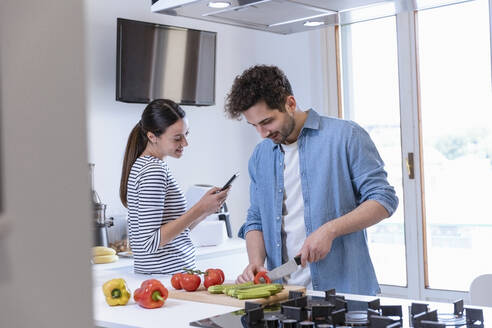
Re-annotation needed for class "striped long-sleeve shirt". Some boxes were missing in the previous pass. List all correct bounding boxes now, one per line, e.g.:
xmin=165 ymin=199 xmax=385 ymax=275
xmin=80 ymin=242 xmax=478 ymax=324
xmin=127 ymin=155 xmax=196 ymax=274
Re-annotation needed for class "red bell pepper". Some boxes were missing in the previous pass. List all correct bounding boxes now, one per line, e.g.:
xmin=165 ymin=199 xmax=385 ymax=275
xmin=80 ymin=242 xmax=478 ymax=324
xmin=254 ymin=271 xmax=271 ymax=284
xmin=134 ymin=279 xmax=169 ymax=309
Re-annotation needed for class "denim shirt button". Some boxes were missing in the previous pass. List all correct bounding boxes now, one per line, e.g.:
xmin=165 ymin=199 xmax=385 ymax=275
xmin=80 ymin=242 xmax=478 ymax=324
xmin=276 ymin=243 xmax=280 ymax=247
xmin=278 ymin=189 xmax=282 ymax=193
xmin=277 ymin=216 xmax=280 ymax=220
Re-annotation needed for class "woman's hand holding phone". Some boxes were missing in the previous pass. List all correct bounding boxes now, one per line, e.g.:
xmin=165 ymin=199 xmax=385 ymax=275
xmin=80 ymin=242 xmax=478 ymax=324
xmin=197 ymin=187 xmax=229 ymax=216
xmin=195 ymin=173 xmax=237 ymax=217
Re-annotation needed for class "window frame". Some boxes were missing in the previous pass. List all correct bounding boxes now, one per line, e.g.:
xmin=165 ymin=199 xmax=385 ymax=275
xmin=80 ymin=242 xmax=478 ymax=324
xmin=335 ymin=0 xmax=492 ymax=301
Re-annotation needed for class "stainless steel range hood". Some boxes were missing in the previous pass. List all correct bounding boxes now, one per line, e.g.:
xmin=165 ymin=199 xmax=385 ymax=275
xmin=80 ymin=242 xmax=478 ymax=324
xmin=151 ymin=0 xmax=402 ymax=34
xmin=151 ymin=0 xmax=479 ymax=34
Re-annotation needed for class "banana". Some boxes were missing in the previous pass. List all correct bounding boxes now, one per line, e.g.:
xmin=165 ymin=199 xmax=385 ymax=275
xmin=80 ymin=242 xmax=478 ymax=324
xmin=92 ymin=246 xmax=116 ymax=257
xmin=93 ymin=254 xmax=118 ymax=264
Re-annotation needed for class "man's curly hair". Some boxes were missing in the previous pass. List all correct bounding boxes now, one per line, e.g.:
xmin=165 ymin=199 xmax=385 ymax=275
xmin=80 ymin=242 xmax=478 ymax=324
xmin=225 ymin=65 xmax=293 ymax=120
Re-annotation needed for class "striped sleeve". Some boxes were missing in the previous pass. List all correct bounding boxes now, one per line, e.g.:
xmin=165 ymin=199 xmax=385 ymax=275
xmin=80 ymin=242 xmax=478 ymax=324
xmin=135 ymin=164 xmax=167 ymax=254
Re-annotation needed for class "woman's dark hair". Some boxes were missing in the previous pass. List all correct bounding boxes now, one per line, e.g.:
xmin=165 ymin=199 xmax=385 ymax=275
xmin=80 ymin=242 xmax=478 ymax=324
xmin=119 ymin=99 xmax=185 ymax=207
xmin=225 ymin=65 xmax=293 ymax=119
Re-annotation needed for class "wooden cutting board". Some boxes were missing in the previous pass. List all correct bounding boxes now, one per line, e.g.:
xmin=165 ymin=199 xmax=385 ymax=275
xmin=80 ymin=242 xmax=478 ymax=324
xmin=168 ymin=284 xmax=306 ymax=307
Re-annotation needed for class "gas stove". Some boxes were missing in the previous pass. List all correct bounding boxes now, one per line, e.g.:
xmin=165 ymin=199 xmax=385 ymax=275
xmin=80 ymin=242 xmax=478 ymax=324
xmin=189 ymin=289 xmax=485 ymax=328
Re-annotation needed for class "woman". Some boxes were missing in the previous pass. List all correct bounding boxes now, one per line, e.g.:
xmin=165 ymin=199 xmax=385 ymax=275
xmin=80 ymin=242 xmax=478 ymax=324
xmin=120 ymin=99 xmax=229 ymax=274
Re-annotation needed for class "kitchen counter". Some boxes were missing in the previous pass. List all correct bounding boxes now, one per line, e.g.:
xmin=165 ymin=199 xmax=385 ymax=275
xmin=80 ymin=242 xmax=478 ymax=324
xmin=93 ymin=238 xmax=247 ymax=328
xmin=93 ymin=238 xmax=246 ymax=275
xmin=93 ymin=238 xmax=491 ymax=327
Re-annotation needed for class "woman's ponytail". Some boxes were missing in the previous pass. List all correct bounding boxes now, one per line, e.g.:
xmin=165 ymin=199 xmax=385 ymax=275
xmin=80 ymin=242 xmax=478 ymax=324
xmin=119 ymin=122 xmax=147 ymax=208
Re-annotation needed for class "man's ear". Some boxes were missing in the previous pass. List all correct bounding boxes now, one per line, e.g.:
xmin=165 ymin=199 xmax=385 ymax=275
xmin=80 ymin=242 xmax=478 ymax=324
xmin=285 ymin=95 xmax=297 ymax=113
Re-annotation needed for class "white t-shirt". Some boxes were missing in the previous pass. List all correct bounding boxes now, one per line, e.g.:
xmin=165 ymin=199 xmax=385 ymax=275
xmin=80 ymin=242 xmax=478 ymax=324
xmin=281 ymin=142 xmax=312 ymax=288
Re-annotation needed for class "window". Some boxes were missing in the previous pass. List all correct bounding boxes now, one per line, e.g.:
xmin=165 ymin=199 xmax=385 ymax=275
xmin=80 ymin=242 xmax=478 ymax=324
xmin=339 ymin=0 xmax=492 ymax=298
xmin=341 ymin=16 xmax=407 ymax=287
xmin=417 ymin=0 xmax=492 ymax=291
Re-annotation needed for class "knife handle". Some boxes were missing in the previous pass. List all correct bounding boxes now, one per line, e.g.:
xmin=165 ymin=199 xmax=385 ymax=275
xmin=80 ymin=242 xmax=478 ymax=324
xmin=294 ymin=255 xmax=301 ymax=265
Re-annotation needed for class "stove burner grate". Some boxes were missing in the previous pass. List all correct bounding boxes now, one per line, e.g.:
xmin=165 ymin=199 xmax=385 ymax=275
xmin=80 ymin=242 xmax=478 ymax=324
xmin=437 ymin=313 xmax=467 ymax=326
xmin=190 ymin=290 xmax=484 ymax=328
xmin=344 ymin=310 xmax=370 ymax=326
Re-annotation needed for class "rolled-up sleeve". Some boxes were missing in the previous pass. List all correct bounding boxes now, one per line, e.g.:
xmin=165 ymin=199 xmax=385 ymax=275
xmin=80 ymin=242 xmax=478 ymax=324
xmin=238 ymin=149 xmax=263 ymax=239
xmin=348 ymin=123 xmax=399 ymax=216
xmin=135 ymin=166 xmax=166 ymax=254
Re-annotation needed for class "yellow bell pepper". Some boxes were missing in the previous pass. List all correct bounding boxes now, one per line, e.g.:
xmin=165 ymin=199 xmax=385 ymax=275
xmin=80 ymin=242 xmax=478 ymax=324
xmin=102 ymin=278 xmax=131 ymax=306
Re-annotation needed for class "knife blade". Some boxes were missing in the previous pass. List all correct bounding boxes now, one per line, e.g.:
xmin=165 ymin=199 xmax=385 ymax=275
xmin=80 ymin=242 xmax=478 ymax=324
xmin=266 ymin=255 xmax=302 ymax=281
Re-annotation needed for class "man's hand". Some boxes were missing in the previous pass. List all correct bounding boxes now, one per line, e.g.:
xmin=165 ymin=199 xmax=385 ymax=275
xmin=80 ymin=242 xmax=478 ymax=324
xmin=235 ymin=263 xmax=267 ymax=284
xmin=298 ymin=223 xmax=336 ymax=267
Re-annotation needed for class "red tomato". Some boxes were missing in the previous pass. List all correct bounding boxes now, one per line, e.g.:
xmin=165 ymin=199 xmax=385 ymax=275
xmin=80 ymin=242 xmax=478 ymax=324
xmin=206 ymin=268 xmax=225 ymax=284
xmin=171 ymin=273 xmax=183 ymax=290
xmin=214 ymin=269 xmax=225 ymax=284
xmin=180 ymin=273 xmax=201 ymax=292
xmin=204 ymin=270 xmax=222 ymax=289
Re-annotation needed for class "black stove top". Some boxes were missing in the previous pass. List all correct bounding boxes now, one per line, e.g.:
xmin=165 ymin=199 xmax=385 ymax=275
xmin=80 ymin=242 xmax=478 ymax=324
xmin=189 ymin=290 xmax=485 ymax=328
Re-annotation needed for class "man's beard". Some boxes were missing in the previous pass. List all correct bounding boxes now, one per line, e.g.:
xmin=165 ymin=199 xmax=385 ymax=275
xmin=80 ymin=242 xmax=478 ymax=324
xmin=271 ymin=115 xmax=295 ymax=144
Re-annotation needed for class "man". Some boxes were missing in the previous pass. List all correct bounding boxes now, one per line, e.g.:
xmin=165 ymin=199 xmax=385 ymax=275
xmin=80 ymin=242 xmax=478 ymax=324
xmin=225 ymin=65 xmax=398 ymax=295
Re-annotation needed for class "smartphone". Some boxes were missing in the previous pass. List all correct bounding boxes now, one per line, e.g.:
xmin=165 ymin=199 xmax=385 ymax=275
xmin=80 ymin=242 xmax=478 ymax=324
xmin=220 ymin=172 xmax=239 ymax=191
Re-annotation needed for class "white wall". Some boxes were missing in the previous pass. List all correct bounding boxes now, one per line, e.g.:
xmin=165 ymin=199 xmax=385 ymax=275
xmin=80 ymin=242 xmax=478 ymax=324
xmin=86 ymin=0 xmax=328 ymax=234
xmin=0 ymin=1 xmax=93 ymax=327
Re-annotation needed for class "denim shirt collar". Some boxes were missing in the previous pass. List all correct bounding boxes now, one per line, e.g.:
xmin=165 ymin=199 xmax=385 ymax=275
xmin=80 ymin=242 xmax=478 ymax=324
xmin=270 ymin=108 xmax=320 ymax=150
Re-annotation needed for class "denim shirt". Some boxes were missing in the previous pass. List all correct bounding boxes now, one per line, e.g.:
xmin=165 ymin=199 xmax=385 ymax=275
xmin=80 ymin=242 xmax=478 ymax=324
xmin=238 ymin=109 xmax=398 ymax=296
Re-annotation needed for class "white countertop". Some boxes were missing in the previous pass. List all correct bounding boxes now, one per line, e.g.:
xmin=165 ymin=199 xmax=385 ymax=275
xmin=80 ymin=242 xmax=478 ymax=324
xmin=193 ymin=238 xmax=246 ymax=259
xmin=93 ymin=238 xmax=491 ymax=327
xmin=93 ymin=239 xmax=246 ymax=328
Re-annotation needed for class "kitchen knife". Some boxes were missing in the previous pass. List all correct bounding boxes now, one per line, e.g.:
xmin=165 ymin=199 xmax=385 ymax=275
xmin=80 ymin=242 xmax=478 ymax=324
xmin=266 ymin=255 xmax=302 ymax=281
